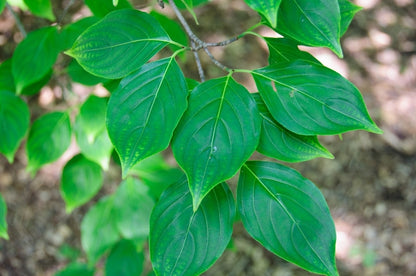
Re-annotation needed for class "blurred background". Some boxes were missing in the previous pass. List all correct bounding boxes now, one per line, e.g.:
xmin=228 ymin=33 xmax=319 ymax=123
xmin=0 ymin=0 xmax=415 ymax=275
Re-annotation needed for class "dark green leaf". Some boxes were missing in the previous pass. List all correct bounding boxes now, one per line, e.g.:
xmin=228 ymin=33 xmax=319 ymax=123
xmin=67 ymin=59 xmax=106 ymax=86
xmin=12 ymin=26 xmax=60 ymax=94
xmin=60 ymin=154 xmax=103 ymax=213
xmin=19 ymin=69 xmax=53 ymax=95
xmin=85 ymin=0 xmax=132 ymax=17
xmin=113 ymin=177 xmax=154 ymax=240
xmin=238 ymin=161 xmax=338 ymax=276
xmin=265 ymin=37 xmax=321 ymax=65
xmin=59 ymin=16 xmax=100 ymax=51
xmin=81 ymin=196 xmax=119 ymax=265
xmin=23 ymin=0 xmax=55 ymax=21
xmin=0 ymin=193 xmax=8 ymax=240
xmin=276 ymin=0 xmax=343 ymax=57
xmin=244 ymin=0 xmax=281 ymax=28
xmin=105 ymin=239 xmax=144 ymax=276
xmin=107 ymin=57 xmax=188 ymax=176
xmin=26 ymin=112 xmax=72 ymax=174
xmin=150 ymin=178 xmax=235 ymax=276
xmin=0 ymin=91 xmax=30 ymax=163
xmin=66 ymin=9 xmax=172 ymax=79
xmin=253 ymin=93 xmax=333 ymax=162
xmin=339 ymin=0 xmax=362 ymax=36
xmin=172 ymin=76 xmax=261 ymax=209
xmin=54 ymin=262 xmax=95 ymax=276
xmin=0 ymin=60 xmax=15 ymax=92
xmin=252 ymin=60 xmax=382 ymax=135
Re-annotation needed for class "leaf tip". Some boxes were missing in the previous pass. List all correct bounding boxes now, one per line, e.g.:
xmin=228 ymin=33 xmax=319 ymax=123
xmin=0 ymin=232 xmax=9 ymax=240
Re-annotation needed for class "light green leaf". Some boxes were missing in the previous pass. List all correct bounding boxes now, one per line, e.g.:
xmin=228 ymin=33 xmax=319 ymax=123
xmin=23 ymin=0 xmax=55 ymax=21
xmin=0 ymin=91 xmax=30 ymax=163
xmin=12 ymin=26 xmax=60 ymax=94
xmin=0 ymin=193 xmax=8 ymax=240
xmin=105 ymin=239 xmax=144 ymax=276
xmin=265 ymin=37 xmax=321 ymax=65
xmin=26 ymin=112 xmax=72 ymax=174
xmin=59 ymin=16 xmax=100 ymax=51
xmin=85 ymin=0 xmax=132 ymax=17
xmin=107 ymin=57 xmax=188 ymax=177
xmin=275 ymin=0 xmax=343 ymax=57
xmin=252 ymin=60 xmax=382 ymax=135
xmin=112 ymin=0 xmax=119 ymax=6
xmin=113 ymin=177 xmax=154 ymax=240
xmin=0 ymin=60 xmax=15 ymax=92
xmin=81 ymin=196 xmax=119 ymax=265
xmin=172 ymin=76 xmax=261 ymax=210
xmin=60 ymin=154 xmax=103 ymax=213
xmin=253 ymin=93 xmax=333 ymax=162
xmin=339 ymin=0 xmax=362 ymax=36
xmin=238 ymin=161 xmax=338 ymax=276
xmin=7 ymin=0 xmax=27 ymax=10
xmin=54 ymin=262 xmax=95 ymax=276
xmin=244 ymin=0 xmax=281 ymax=28
xmin=66 ymin=9 xmax=171 ymax=79
xmin=67 ymin=59 xmax=106 ymax=86
xmin=150 ymin=178 xmax=235 ymax=276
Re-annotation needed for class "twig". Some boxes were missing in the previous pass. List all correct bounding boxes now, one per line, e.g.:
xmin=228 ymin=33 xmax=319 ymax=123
xmin=192 ymin=41 xmax=205 ymax=82
xmin=58 ymin=0 xmax=75 ymax=25
xmin=6 ymin=2 xmax=27 ymax=37
xmin=203 ymin=48 xmax=230 ymax=72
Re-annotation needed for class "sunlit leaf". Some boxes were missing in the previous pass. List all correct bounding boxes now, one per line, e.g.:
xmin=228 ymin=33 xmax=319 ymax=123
xmin=150 ymin=178 xmax=235 ymax=276
xmin=244 ymin=0 xmax=281 ymax=28
xmin=59 ymin=16 xmax=100 ymax=51
xmin=238 ymin=161 xmax=338 ymax=276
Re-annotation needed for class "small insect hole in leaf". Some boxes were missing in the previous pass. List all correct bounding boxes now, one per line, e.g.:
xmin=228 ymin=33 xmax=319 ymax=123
xmin=271 ymin=81 xmax=277 ymax=92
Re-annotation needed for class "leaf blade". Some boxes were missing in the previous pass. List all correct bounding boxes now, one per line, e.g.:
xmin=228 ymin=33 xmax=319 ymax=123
xmin=0 ymin=193 xmax=8 ymax=240
xmin=244 ymin=0 xmax=282 ymax=28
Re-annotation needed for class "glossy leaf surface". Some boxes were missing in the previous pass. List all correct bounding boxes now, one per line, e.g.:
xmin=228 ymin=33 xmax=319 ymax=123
xmin=339 ymin=0 xmax=362 ymax=36
xmin=55 ymin=263 xmax=95 ymax=276
xmin=23 ymin=0 xmax=55 ymax=21
xmin=60 ymin=154 xmax=103 ymax=213
xmin=238 ymin=161 xmax=338 ymax=276
xmin=150 ymin=178 xmax=235 ymax=276
xmin=12 ymin=26 xmax=59 ymax=94
xmin=276 ymin=0 xmax=342 ymax=57
xmin=252 ymin=60 xmax=382 ymax=135
xmin=0 ymin=91 xmax=30 ymax=163
xmin=253 ymin=93 xmax=333 ymax=162
xmin=265 ymin=37 xmax=321 ymax=65
xmin=244 ymin=0 xmax=281 ymax=28
xmin=172 ymin=76 xmax=261 ymax=209
xmin=85 ymin=0 xmax=132 ymax=17
xmin=105 ymin=240 xmax=144 ymax=276
xmin=60 ymin=16 xmax=100 ymax=51
xmin=81 ymin=196 xmax=119 ymax=265
xmin=113 ymin=178 xmax=154 ymax=240
xmin=67 ymin=9 xmax=171 ymax=79
xmin=0 ymin=193 xmax=8 ymax=240
xmin=26 ymin=112 xmax=71 ymax=174
xmin=107 ymin=57 xmax=188 ymax=176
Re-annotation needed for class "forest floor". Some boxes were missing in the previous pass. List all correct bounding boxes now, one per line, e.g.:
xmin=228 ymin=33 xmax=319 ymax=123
xmin=0 ymin=0 xmax=415 ymax=275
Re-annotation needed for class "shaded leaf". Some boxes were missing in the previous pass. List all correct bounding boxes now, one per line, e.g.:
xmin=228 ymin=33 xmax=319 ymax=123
xmin=339 ymin=0 xmax=362 ymax=36
xmin=107 ymin=57 xmax=188 ymax=176
xmin=275 ymin=0 xmax=343 ymax=57
xmin=105 ymin=239 xmax=144 ymax=276
xmin=60 ymin=154 xmax=103 ymax=213
xmin=172 ymin=76 xmax=261 ymax=209
xmin=67 ymin=59 xmax=106 ymax=86
xmin=253 ymin=93 xmax=333 ymax=162
xmin=238 ymin=161 xmax=338 ymax=276
xmin=265 ymin=37 xmax=321 ymax=65
xmin=0 ymin=60 xmax=15 ymax=92
xmin=85 ymin=0 xmax=132 ymax=17
xmin=23 ymin=0 xmax=55 ymax=21
xmin=66 ymin=9 xmax=171 ymax=79
xmin=244 ymin=0 xmax=281 ymax=28
xmin=150 ymin=178 xmax=235 ymax=276
xmin=0 ymin=91 xmax=30 ymax=163
xmin=26 ymin=112 xmax=72 ymax=174
xmin=252 ymin=60 xmax=382 ymax=135
xmin=0 ymin=193 xmax=8 ymax=240
xmin=54 ymin=262 xmax=95 ymax=276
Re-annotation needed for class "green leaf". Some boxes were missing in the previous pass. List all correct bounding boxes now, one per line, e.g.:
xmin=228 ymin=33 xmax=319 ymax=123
xmin=81 ymin=196 xmax=119 ymax=265
xmin=105 ymin=239 xmax=144 ymax=276
xmin=238 ymin=161 xmax=338 ymax=276
xmin=275 ymin=0 xmax=343 ymax=57
xmin=265 ymin=37 xmax=321 ymax=65
xmin=66 ymin=9 xmax=171 ymax=79
xmin=7 ymin=0 xmax=27 ymax=10
xmin=67 ymin=59 xmax=106 ymax=86
xmin=252 ymin=60 xmax=382 ymax=135
xmin=85 ymin=0 xmax=132 ymax=17
xmin=59 ymin=16 xmax=100 ymax=51
xmin=0 ymin=91 xmax=30 ymax=163
xmin=107 ymin=57 xmax=188 ymax=177
xmin=0 ymin=0 xmax=5 ymax=14
xmin=60 ymin=154 xmax=103 ymax=213
xmin=0 ymin=193 xmax=8 ymax=240
xmin=26 ymin=112 xmax=72 ymax=174
xmin=19 ymin=69 xmax=53 ymax=96
xmin=23 ymin=0 xmax=55 ymax=21
xmin=12 ymin=26 xmax=60 ymax=94
xmin=339 ymin=0 xmax=362 ymax=36
xmin=150 ymin=178 xmax=235 ymax=276
xmin=253 ymin=93 xmax=333 ymax=162
xmin=55 ymin=262 xmax=95 ymax=276
xmin=172 ymin=76 xmax=261 ymax=210
xmin=0 ymin=60 xmax=15 ymax=92
xmin=244 ymin=0 xmax=281 ymax=28
xmin=113 ymin=177 xmax=154 ymax=240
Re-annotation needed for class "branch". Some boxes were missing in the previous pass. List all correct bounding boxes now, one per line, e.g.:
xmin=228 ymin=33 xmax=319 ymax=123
xmin=6 ymin=2 xmax=27 ymax=37
xmin=191 ymin=41 xmax=205 ymax=82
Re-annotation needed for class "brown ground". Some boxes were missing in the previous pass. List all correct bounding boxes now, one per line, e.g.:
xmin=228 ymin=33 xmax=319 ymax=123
xmin=0 ymin=0 xmax=415 ymax=275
